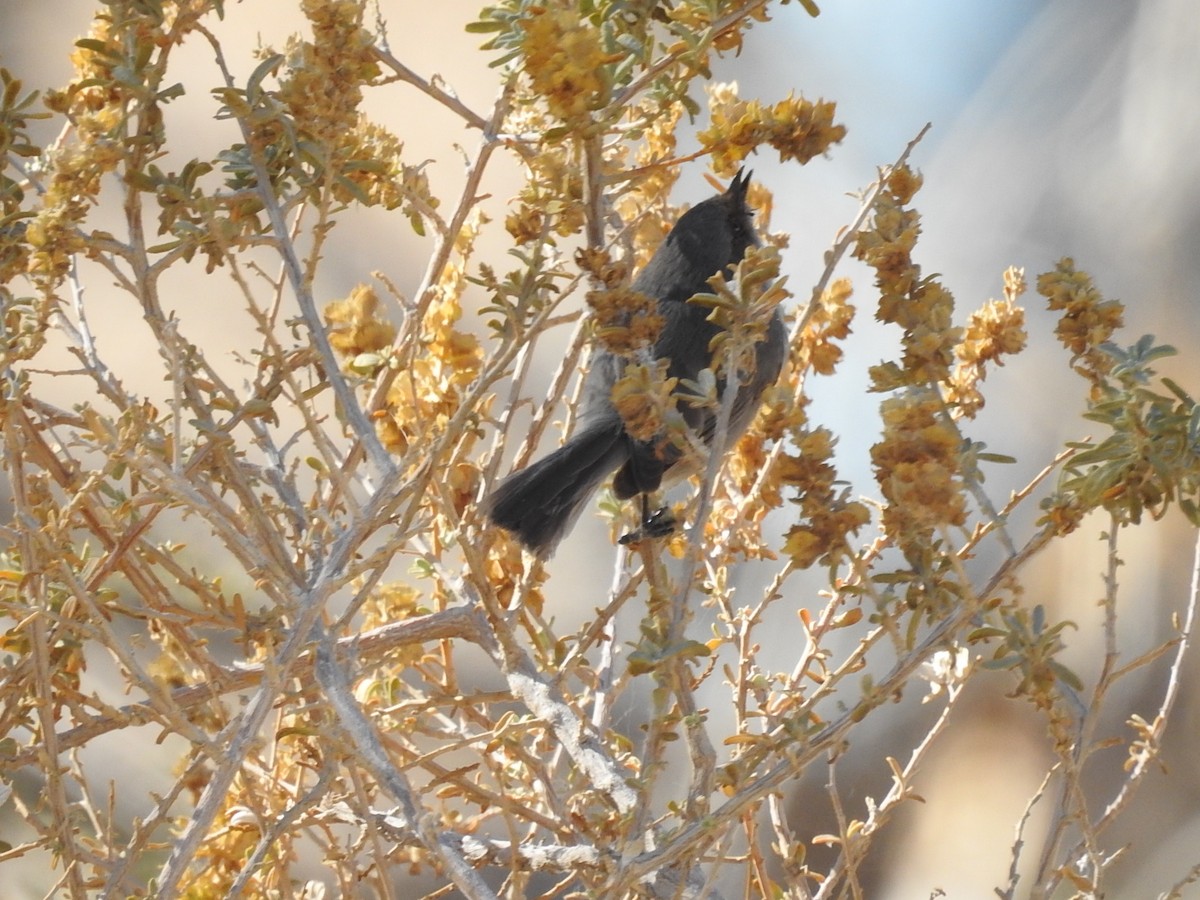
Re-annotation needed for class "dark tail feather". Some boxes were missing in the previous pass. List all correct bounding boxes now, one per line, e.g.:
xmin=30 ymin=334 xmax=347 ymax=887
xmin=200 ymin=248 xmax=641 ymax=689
xmin=482 ymin=423 xmax=627 ymax=557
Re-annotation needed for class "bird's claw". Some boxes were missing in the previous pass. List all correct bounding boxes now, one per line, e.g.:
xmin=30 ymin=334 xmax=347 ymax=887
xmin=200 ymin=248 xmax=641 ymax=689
xmin=619 ymin=502 xmax=676 ymax=545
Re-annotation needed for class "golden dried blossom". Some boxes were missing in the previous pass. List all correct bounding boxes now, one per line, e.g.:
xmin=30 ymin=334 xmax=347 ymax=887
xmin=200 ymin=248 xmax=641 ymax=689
xmin=798 ymin=278 xmax=855 ymax=375
xmin=575 ymin=247 xmax=630 ymax=288
xmin=1037 ymin=257 xmax=1124 ymax=390
xmin=663 ymin=3 xmax=771 ymax=54
xmin=610 ymin=360 xmax=679 ymax=443
xmin=774 ymin=427 xmax=870 ymax=568
xmin=485 ymin=542 xmax=546 ymax=614
xmin=1039 ymin=492 xmax=1087 ymax=536
xmin=445 ymin=461 xmax=482 ymax=518
xmin=752 ymin=384 xmax=804 ymax=443
xmin=713 ymin=385 xmax=812 ymax=561
xmin=871 ymin=393 xmax=966 ymax=550
xmin=509 ymin=149 xmax=586 ymax=242
xmin=699 ymin=82 xmax=846 ymax=176
xmin=378 ymin=293 xmax=483 ymax=456
xmin=586 ymin=287 xmax=664 ymax=355
xmin=886 ymin=165 xmax=923 ymax=204
xmin=377 ymin=219 xmax=484 ymax=457
xmin=359 ymin=583 xmax=420 ymax=628
xmin=957 ymin=298 xmax=1027 ymax=367
xmin=728 ymin=426 xmax=774 ymax=496
xmin=637 ymin=102 xmax=684 ymax=166
xmin=856 ymin=165 xmax=962 ymax=389
xmin=506 ymin=204 xmax=545 ymax=244
xmin=29 ymin=13 xmax=135 ymax=286
xmin=858 ymin=209 xmax=919 ymax=299
xmin=783 ymin=502 xmax=871 ymax=570
xmin=520 ymin=6 xmax=611 ymax=126
xmin=946 ymin=268 xmax=1028 ymax=416
xmin=324 ymin=284 xmax=396 ymax=360
xmin=336 ymin=117 xmax=438 ymax=228
xmin=277 ymin=0 xmax=379 ymax=147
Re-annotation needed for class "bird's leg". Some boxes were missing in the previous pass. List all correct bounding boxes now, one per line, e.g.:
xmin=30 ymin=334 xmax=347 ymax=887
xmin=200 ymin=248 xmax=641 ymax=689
xmin=641 ymin=494 xmax=676 ymax=537
xmin=619 ymin=494 xmax=677 ymax=545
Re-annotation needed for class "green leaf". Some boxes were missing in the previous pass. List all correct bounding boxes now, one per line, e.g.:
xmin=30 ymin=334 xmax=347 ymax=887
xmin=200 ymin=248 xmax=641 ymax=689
xmin=1162 ymin=377 xmax=1194 ymax=405
xmin=487 ymin=48 xmax=523 ymax=69
xmin=124 ymin=169 xmax=160 ymax=192
xmin=980 ymin=656 xmax=1019 ymax=670
xmin=246 ymin=53 xmax=283 ymax=103
xmin=157 ymin=82 xmax=186 ymax=102
xmin=2 ymin=73 xmax=21 ymax=108
xmin=465 ymin=19 xmax=507 ymax=33
xmin=1049 ymin=660 xmax=1084 ymax=692
xmin=626 ymin=651 xmax=657 ymax=676
xmin=334 ymin=174 xmax=372 ymax=206
xmin=966 ymin=626 xmax=1007 ymax=642
xmin=1180 ymin=497 xmax=1200 ymax=526
xmin=1068 ymin=440 xmax=1128 ymax=468
xmin=74 ymin=38 xmax=120 ymax=58
xmin=976 ymin=452 xmax=1017 ymax=464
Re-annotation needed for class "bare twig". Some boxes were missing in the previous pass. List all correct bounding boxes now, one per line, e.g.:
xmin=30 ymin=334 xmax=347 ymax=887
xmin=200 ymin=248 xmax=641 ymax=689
xmin=8 ymin=606 xmax=494 ymax=768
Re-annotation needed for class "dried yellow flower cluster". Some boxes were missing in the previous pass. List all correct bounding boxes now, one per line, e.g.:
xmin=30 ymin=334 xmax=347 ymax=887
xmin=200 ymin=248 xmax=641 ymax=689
xmin=699 ymin=82 xmax=846 ymax=176
xmin=341 ymin=118 xmax=436 ymax=223
xmin=725 ymin=277 xmax=868 ymax=569
xmin=661 ymin=1 xmax=771 ymax=54
xmin=779 ymin=428 xmax=871 ymax=569
xmin=273 ymin=0 xmax=436 ymax=228
xmin=798 ymin=278 xmax=855 ymax=375
xmin=694 ymin=247 xmax=866 ymax=566
xmin=946 ymin=267 xmax=1028 ymax=416
xmin=30 ymin=15 xmax=131 ymax=285
xmin=505 ymin=150 xmax=585 ymax=243
xmin=1037 ymin=257 xmax=1125 ymax=391
xmin=325 ymin=225 xmax=483 ymax=463
xmin=323 ymin=284 xmax=396 ymax=360
xmin=854 ymin=166 xmax=972 ymax=554
xmin=519 ymin=5 xmax=612 ymax=125
xmin=612 ymin=105 xmax=683 ymax=271
xmin=871 ymin=392 xmax=966 ymax=551
xmin=356 ymin=584 xmax=425 ymax=671
xmin=379 ymin=299 xmax=482 ymax=461
xmin=586 ymin=287 xmax=665 ymax=355
xmin=857 ymin=166 xmax=962 ymax=391
xmin=610 ymin=360 xmax=682 ymax=444
xmin=726 ymin=386 xmax=791 ymax=502
xmin=277 ymin=0 xmax=378 ymax=147
xmin=574 ymin=246 xmax=630 ymax=288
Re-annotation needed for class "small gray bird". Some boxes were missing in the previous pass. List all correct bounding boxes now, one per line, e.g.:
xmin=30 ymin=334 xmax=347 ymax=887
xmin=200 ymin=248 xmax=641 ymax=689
xmin=483 ymin=170 xmax=787 ymax=556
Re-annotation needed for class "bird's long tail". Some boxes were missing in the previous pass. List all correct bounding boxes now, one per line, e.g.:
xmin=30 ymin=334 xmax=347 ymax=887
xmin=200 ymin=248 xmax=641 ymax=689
xmin=482 ymin=422 xmax=627 ymax=557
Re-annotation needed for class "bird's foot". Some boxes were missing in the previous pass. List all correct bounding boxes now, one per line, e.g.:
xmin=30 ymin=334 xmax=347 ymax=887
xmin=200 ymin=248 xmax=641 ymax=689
xmin=619 ymin=499 xmax=677 ymax=546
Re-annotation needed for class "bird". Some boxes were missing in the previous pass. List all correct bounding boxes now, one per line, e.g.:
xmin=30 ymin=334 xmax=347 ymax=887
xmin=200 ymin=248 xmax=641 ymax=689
xmin=483 ymin=169 xmax=787 ymax=557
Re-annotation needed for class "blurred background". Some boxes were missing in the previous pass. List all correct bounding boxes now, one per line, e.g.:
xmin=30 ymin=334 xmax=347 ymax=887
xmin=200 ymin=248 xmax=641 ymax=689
xmin=3 ymin=0 xmax=1199 ymax=895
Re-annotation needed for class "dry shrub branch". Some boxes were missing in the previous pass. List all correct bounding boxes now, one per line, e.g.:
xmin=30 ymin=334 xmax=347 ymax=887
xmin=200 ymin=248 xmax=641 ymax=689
xmin=1 ymin=1 xmax=1197 ymax=898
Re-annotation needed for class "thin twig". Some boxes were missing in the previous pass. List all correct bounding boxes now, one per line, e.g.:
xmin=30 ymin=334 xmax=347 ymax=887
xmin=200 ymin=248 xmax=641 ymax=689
xmin=314 ymin=626 xmax=498 ymax=899
xmin=612 ymin=523 xmax=1059 ymax=891
xmin=1043 ymin=527 xmax=1200 ymax=895
xmin=200 ymin=23 xmax=395 ymax=477
xmin=372 ymin=47 xmax=488 ymax=131
xmin=8 ymin=606 xmax=494 ymax=768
